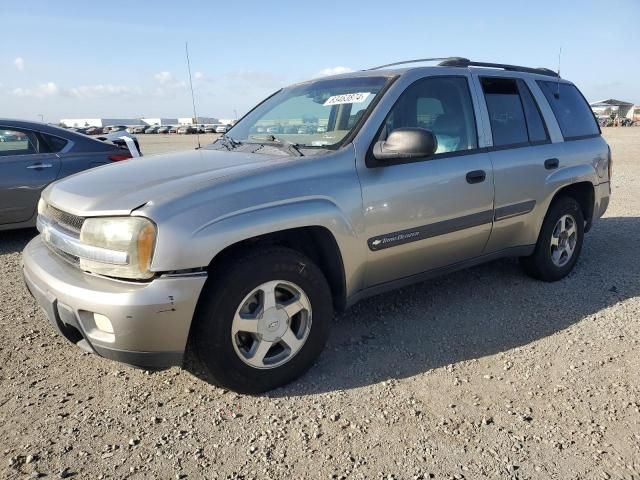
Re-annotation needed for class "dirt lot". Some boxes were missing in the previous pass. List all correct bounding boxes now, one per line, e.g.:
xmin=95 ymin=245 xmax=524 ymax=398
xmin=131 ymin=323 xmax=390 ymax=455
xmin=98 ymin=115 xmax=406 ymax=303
xmin=1 ymin=129 xmax=638 ymax=479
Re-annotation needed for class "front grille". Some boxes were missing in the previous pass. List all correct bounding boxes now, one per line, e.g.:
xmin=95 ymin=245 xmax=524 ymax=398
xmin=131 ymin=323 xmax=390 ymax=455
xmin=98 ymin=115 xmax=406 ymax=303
xmin=49 ymin=243 xmax=80 ymax=266
xmin=45 ymin=205 xmax=85 ymax=233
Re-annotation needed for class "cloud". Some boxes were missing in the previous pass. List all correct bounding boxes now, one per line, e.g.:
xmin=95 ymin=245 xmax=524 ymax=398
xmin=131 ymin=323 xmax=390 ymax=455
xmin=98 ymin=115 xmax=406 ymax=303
xmin=12 ymin=82 xmax=58 ymax=98
xmin=10 ymin=82 xmax=138 ymax=99
xmin=194 ymin=71 xmax=204 ymax=81
xmin=64 ymin=84 xmax=138 ymax=99
xmin=154 ymin=71 xmax=173 ymax=85
xmin=315 ymin=66 xmax=354 ymax=77
xmin=14 ymin=57 xmax=25 ymax=71
xmin=152 ymin=71 xmax=187 ymax=96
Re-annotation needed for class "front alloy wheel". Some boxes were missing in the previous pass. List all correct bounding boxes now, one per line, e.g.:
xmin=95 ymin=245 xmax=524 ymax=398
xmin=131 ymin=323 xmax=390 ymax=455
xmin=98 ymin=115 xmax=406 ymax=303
xmin=232 ymin=280 xmax=312 ymax=369
xmin=188 ymin=247 xmax=332 ymax=394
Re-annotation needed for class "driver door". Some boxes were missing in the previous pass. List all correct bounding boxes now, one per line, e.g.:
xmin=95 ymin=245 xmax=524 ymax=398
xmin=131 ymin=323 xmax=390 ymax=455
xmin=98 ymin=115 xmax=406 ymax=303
xmin=356 ymin=76 xmax=495 ymax=287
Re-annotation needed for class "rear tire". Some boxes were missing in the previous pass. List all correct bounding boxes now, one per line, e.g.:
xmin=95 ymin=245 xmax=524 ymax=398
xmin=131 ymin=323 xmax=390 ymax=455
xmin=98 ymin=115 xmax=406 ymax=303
xmin=187 ymin=247 xmax=332 ymax=394
xmin=520 ymin=196 xmax=584 ymax=282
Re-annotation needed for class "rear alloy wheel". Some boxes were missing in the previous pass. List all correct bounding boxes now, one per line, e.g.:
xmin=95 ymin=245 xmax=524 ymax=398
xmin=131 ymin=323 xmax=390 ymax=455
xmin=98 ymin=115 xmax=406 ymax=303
xmin=188 ymin=247 xmax=332 ymax=394
xmin=520 ymin=196 xmax=584 ymax=282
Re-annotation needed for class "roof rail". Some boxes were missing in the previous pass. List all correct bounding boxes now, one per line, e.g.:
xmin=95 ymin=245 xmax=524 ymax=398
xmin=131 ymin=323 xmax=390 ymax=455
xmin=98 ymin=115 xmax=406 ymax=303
xmin=438 ymin=58 xmax=559 ymax=77
xmin=367 ymin=57 xmax=461 ymax=70
xmin=367 ymin=57 xmax=559 ymax=78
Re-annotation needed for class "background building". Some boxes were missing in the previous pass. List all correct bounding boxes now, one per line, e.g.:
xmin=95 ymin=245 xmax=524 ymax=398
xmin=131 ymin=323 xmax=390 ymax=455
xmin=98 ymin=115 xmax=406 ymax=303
xmin=140 ymin=118 xmax=179 ymax=126
xmin=59 ymin=118 xmax=143 ymax=128
xmin=590 ymin=99 xmax=635 ymax=119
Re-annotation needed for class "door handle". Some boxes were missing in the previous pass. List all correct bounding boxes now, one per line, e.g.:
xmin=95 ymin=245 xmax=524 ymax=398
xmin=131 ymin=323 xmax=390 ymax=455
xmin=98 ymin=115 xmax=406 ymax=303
xmin=466 ymin=170 xmax=486 ymax=184
xmin=544 ymin=158 xmax=559 ymax=170
xmin=26 ymin=163 xmax=53 ymax=169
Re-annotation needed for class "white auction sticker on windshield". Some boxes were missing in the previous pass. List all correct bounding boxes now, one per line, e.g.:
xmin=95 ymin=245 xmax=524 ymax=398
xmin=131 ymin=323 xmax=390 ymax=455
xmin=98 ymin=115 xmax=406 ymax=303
xmin=323 ymin=92 xmax=371 ymax=106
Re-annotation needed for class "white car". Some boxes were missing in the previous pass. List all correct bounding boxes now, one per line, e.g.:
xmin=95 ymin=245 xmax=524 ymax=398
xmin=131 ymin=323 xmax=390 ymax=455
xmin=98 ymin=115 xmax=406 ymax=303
xmin=215 ymin=125 xmax=229 ymax=134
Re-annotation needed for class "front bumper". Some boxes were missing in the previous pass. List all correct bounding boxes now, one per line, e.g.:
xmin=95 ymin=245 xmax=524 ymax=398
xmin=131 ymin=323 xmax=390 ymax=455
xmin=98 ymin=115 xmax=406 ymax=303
xmin=22 ymin=236 xmax=207 ymax=369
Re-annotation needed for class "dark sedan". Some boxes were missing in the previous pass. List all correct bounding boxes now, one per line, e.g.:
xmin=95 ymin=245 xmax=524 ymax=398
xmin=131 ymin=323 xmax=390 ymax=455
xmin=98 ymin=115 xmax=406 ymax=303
xmin=0 ymin=119 xmax=139 ymax=231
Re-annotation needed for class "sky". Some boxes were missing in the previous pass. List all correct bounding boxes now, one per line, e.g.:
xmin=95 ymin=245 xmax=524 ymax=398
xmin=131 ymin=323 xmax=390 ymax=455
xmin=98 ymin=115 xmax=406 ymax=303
xmin=1 ymin=0 xmax=639 ymax=122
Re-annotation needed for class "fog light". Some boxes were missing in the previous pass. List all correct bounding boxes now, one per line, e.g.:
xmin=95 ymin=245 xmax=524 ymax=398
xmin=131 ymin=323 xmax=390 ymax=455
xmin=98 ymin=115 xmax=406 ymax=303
xmin=93 ymin=313 xmax=114 ymax=334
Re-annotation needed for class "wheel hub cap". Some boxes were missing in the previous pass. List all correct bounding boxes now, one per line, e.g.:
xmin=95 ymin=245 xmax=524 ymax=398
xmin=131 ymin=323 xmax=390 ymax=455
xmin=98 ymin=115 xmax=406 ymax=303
xmin=231 ymin=280 xmax=312 ymax=369
xmin=259 ymin=307 xmax=289 ymax=341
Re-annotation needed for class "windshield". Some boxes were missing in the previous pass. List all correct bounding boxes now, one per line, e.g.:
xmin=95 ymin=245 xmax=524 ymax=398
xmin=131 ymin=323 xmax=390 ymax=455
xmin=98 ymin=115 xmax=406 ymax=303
xmin=225 ymin=76 xmax=391 ymax=148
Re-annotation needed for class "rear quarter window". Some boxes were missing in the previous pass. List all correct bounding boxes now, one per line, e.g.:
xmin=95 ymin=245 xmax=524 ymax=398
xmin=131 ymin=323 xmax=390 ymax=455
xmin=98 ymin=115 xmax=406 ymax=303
xmin=537 ymin=81 xmax=600 ymax=139
xmin=40 ymin=133 xmax=68 ymax=153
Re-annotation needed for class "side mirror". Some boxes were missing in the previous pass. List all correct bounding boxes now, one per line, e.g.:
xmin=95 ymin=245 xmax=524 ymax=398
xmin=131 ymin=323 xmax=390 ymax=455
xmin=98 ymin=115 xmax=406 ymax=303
xmin=372 ymin=127 xmax=437 ymax=161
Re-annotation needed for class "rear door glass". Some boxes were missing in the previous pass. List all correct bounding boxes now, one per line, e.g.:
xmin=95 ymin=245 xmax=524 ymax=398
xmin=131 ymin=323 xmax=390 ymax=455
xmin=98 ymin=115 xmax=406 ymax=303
xmin=517 ymin=80 xmax=549 ymax=143
xmin=481 ymin=77 xmax=528 ymax=147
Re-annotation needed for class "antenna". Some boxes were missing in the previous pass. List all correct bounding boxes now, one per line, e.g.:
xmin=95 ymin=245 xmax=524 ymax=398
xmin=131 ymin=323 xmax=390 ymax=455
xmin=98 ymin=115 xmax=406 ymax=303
xmin=185 ymin=41 xmax=201 ymax=149
xmin=555 ymin=47 xmax=562 ymax=98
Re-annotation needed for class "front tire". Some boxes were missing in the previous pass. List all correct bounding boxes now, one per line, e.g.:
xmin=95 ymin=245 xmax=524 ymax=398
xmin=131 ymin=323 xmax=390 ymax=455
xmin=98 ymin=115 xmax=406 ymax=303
xmin=520 ymin=196 xmax=584 ymax=282
xmin=188 ymin=247 xmax=332 ymax=394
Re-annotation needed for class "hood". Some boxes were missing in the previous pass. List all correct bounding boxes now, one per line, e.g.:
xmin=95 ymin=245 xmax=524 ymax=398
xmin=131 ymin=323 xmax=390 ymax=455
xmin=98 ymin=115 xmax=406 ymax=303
xmin=44 ymin=148 xmax=282 ymax=216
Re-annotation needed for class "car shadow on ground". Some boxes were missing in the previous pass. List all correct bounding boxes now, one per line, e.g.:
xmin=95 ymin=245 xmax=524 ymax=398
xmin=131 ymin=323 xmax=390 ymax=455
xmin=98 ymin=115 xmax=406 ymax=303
xmin=272 ymin=216 xmax=639 ymax=397
xmin=3 ymin=220 xmax=638 ymax=397
xmin=0 ymin=228 xmax=37 ymax=255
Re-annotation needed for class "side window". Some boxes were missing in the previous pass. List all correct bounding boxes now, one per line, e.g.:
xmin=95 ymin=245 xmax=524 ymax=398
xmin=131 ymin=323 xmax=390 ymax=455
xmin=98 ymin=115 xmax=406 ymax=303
xmin=480 ymin=77 xmax=528 ymax=147
xmin=40 ymin=133 xmax=68 ymax=153
xmin=381 ymin=77 xmax=478 ymax=154
xmin=537 ymin=81 xmax=600 ymax=139
xmin=0 ymin=128 xmax=39 ymax=157
xmin=517 ymin=80 xmax=549 ymax=143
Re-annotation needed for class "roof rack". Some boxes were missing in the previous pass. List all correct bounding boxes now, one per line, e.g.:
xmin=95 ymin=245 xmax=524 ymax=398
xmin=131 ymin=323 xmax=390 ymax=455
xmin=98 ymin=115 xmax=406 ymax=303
xmin=367 ymin=57 xmax=460 ymax=70
xmin=367 ymin=57 xmax=559 ymax=78
xmin=438 ymin=58 xmax=559 ymax=77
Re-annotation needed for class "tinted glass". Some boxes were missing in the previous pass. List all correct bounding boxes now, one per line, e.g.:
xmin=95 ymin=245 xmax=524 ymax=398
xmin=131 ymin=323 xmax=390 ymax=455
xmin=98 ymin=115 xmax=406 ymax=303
xmin=517 ymin=80 xmax=548 ymax=143
xmin=537 ymin=81 xmax=600 ymax=139
xmin=382 ymin=77 xmax=478 ymax=154
xmin=481 ymin=77 xmax=528 ymax=147
xmin=0 ymin=129 xmax=38 ymax=157
xmin=41 ymin=133 xmax=68 ymax=153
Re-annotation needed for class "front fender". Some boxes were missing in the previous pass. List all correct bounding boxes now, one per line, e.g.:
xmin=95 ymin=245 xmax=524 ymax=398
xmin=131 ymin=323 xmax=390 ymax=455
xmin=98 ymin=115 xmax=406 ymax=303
xmin=150 ymin=197 xmax=365 ymax=296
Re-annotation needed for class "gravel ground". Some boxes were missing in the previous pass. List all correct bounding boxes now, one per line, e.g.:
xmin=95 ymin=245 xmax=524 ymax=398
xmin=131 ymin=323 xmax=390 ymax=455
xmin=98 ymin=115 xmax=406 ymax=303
xmin=1 ymin=128 xmax=639 ymax=479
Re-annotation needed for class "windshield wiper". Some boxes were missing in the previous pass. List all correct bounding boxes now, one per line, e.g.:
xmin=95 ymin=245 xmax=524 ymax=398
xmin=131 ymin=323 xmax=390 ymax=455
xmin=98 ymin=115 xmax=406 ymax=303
xmin=219 ymin=134 xmax=242 ymax=151
xmin=249 ymin=134 xmax=304 ymax=157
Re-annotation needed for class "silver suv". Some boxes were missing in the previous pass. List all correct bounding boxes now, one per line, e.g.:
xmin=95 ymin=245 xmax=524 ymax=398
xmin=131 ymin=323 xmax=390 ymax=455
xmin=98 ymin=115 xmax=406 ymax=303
xmin=23 ymin=58 xmax=611 ymax=393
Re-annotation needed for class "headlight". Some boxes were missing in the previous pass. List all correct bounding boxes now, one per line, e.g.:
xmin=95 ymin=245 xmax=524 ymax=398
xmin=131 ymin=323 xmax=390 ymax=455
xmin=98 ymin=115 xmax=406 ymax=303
xmin=37 ymin=198 xmax=46 ymax=215
xmin=80 ymin=217 xmax=157 ymax=280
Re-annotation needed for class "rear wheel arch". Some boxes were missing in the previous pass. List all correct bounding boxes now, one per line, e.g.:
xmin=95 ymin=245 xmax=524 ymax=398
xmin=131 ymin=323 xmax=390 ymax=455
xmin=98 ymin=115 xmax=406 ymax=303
xmin=548 ymin=181 xmax=595 ymax=232
xmin=206 ymin=226 xmax=347 ymax=311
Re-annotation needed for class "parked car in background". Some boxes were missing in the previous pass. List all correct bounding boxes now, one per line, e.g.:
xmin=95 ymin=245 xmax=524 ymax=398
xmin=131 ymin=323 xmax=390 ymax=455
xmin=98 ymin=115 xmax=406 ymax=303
xmin=156 ymin=126 xmax=171 ymax=134
xmin=144 ymin=126 xmax=160 ymax=134
xmin=0 ymin=119 xmax=140 ymax=231
xmin=84 ymin=126 xmax=103 ymax=135
xmin=215 ymin=124 xmax=230 ymax=133
xmin=107 ymin=125 xmax=128 ymax=134
xmin=95 ymin=130 xmax=141 ymax=156
xmin=177 ymin=125 xmax=196 ymax=134
xmin=168 ymin=125 xmax=179 ymax=134
xmin=204 ymin=125 xmax=217 ymax=133
xmin=131 ymin=125 xmax=149 ymax=134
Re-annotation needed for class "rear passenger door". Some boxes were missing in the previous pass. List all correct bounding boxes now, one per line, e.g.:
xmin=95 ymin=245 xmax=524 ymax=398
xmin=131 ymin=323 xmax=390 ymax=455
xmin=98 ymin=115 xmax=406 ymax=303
xmin=0 ymin=127 xmax=61 ymax=225
xmin=472 ymin=75 xmax=561 ymax=253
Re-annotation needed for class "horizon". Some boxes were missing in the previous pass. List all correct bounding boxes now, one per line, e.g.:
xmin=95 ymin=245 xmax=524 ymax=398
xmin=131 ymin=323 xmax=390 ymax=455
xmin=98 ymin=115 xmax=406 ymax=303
xmin=2 ymin=0 xmax=639 ymax=122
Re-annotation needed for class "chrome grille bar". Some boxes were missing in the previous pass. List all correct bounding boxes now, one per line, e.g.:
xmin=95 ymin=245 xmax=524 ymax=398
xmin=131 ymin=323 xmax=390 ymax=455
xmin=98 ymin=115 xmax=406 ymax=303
xmin=37 ymin=216 xmax=129 ymax=265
